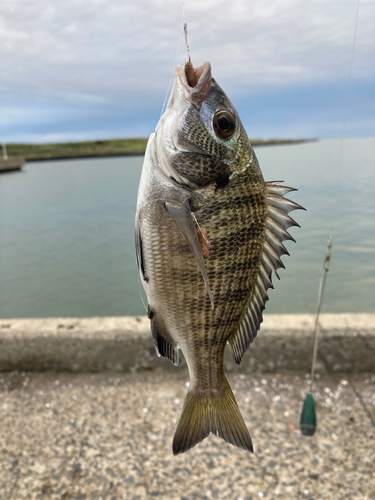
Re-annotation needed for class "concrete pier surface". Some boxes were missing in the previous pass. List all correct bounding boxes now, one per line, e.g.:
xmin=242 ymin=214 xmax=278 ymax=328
xmin=0 ymin=370 xmax=374 ymax=500
xmin=0 ymin=314 xmax=374 ymax=373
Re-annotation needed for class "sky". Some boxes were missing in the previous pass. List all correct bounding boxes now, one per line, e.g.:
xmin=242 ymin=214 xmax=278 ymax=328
xmin=0 ymin=0 xmax=374 ymax=144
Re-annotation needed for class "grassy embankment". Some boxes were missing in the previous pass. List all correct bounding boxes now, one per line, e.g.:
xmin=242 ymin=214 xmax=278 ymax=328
xmin=5 ymin=138 xmax=148 ymax=162
xmin=5 ymin=137 xmax=312 ymax=162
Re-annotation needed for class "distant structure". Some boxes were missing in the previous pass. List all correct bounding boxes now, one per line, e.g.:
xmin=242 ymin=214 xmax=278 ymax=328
xmin=2 ymin=143 xmax=8 ymax=160
xmin=0 ymin=143 xmax=25 ymax=173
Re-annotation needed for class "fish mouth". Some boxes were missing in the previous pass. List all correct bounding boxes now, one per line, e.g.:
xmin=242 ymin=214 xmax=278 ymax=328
xmin=176 ymin=61 xmax=212 ymax=104
xmin=168 ymin=61 xmax=212 ymax=156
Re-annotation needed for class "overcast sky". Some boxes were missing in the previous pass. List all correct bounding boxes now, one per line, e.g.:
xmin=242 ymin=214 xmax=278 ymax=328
xmin=0 ymin=0 xmax=374 ymax=143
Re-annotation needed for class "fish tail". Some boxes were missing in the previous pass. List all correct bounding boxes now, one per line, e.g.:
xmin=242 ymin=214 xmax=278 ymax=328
xmin=172 ymin=375 xmax=253 ymax=455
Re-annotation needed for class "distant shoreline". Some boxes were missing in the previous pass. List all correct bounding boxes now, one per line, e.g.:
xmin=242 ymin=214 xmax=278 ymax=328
xmin=25 ymin=151 xmax=146 ymax=162
xmin=5 ymin=137 xmax=316 ymax=163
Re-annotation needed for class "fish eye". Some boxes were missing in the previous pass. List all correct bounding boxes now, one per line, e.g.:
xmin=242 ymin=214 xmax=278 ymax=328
xmin=213 ymin=110 xmax=236 ymax=139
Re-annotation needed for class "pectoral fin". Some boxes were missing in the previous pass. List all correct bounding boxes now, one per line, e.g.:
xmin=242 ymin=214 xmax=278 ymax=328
xmin=165 ymin=199 xmax=214 ymax=309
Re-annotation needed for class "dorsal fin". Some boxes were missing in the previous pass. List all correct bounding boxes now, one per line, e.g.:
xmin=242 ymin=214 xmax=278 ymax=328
xmin=228 ymin=181 xmax=305 ymax=365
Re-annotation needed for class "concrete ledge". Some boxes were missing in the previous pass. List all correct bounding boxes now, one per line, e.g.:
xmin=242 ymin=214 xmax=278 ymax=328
xmin=0 ymin=314 xmax=374 ymax=373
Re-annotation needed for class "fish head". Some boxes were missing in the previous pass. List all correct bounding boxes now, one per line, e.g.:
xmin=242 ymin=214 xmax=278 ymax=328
xmin=154 ymin=61 xmax=254 ymax=189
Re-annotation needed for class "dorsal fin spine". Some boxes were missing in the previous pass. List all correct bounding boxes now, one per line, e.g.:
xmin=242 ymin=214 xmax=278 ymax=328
xmin=253 ymin=295 xmax=263 ymax=317
xmin=259 ymin=263 xmax=274 ymax=289
xmin=265 ymin=229 xmax=290 ymax=257
xmin=256 ymin=275 xmax=269 ymax=300
xmin=266 ymin=218 xmax=296 ymax=243
xmin=264 ymin=239 xmax=286 ymax=266
xmin=265 ymin=183 xmax=297 ymax=197
xmin=267 ymin=194 xmax=304 ymax=214
xmin=254 ymin=286 xmax=265 ymax=312
xmin=250 ymin=303 xmax=262 ymax=330
xmin=263 ymin=250 xmax=282 ymax=276
xmin=267 ymin=206 xmax=300 ymax=229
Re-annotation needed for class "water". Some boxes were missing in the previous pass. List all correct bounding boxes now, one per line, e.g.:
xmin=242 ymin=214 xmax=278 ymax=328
xmin=1 ymin=137 xmax=374 ymax=318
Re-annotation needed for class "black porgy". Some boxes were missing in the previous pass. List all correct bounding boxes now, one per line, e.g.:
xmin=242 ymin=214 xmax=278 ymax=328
xmin=135 ymin=59 xmax=304 ymax=454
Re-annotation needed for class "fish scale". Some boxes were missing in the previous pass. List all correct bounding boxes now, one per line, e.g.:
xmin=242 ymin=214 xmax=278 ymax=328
xmin=135 ymin=59 xmax=304 ymax=455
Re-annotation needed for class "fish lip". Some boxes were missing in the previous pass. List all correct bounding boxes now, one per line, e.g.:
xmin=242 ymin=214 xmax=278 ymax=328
xmin=176 ymin=62 xmax=212 ymax=103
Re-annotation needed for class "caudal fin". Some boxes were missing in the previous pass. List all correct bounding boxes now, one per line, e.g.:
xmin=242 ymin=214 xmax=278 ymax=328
xmin=172 ymin=376 xmax=253 ymax=455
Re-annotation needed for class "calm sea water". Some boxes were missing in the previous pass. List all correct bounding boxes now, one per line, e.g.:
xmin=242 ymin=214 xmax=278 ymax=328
xmin=1 ymin=137 xmax=374 ymax=318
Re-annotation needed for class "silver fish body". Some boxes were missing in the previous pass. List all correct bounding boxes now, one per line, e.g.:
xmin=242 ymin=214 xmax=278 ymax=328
xmin=135 ymin=61 xmax=303 ymax=454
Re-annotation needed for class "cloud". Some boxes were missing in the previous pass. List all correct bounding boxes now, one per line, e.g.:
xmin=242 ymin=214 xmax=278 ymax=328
xmin=0 ymin=0 xmax=374 ymax=141
xmin=1 ymin=0 xmax=374 ymax=97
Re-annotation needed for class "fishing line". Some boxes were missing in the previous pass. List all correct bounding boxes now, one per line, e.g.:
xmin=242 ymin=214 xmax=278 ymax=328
xmin=138 ymin=281 xmax=148 ymax=313
xmin=336 ymin=0 xmax=361 ymax=181
xmin=310 ymin=237 xmax=332 ymax=384
xmin=139 ymin=2 xmax=186 ymax=312
xmin=160 ymin=0 xmax=186 ymax=118
xmin=300 ymin=2 xmax=359 ymax=435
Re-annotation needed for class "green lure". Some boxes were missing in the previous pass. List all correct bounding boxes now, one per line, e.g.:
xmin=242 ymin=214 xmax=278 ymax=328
xmin=300 ymin=392 xmax=316 ymax=436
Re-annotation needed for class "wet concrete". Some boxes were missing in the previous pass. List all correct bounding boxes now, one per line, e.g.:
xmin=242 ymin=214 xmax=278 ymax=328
xmin=0 ymin=370 xmax=374 ymax=499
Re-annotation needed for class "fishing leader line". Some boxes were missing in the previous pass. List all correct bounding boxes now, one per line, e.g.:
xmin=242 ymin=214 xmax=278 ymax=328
xmin=160 ymin=0 xmax=186 ymax=118
xmin=301 ymin=0 xmax=361 ymax=437
xmin=310 ymin=240 xmax=332 ymax=383
xmin=139 ymin=3 xmax=188 ymax=311
xmin=139 ymin=1 xmax=187 ymax=311
xmin=336 ymin=0 xmax=361 ymax=182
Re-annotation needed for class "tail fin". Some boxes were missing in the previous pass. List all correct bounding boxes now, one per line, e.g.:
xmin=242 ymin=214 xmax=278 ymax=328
xmin=172 ymin=376 xmax=253 ymax=455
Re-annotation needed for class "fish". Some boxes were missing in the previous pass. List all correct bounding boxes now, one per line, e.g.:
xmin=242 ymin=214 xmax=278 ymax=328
xmin=135 ymin=58 xmax=304 ymax=455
